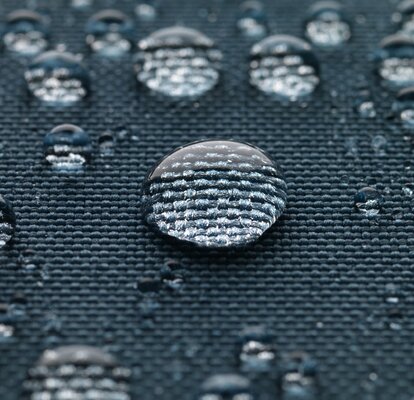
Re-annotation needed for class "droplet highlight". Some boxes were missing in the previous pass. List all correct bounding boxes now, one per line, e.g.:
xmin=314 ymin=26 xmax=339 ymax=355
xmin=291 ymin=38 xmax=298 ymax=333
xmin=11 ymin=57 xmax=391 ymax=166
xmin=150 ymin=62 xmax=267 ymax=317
xmin=135 ymin=26 xmax=222 ymax=98
xmin=354 ymin=187 xmax=384 ymax=217
xmin=142 ymin=140 xmax=287 ymax=248
xmin=135 ymin=0 xmax=159 ymax=21
xmin=200 ymin=374 xmax=253 ymax=400
xmin=237 ymin=1 xmax=268 ymax=39
xmin=249 ymin=35 xmax=320 ymax=100
xmin=0 ymin=196 xmax=15 ymax=248
xmin=25 ymin=51 xmax=90 ymax=104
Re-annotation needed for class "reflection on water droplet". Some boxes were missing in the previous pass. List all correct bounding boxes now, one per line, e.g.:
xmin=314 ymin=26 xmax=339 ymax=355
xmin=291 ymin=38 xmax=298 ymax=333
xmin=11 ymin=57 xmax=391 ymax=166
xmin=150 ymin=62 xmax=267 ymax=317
xmin=44 ymin=124 xmax=92 ymax=172
xmin=24 ymin=346 xmax=131 ymax=400
xmin=249 ymin=35 xmax=320 ymax=100
xmin=135 ymin=26 xmax=222 ymax=98
xmin=142 ymin=140 xmax=287 ymax=248
xmin=356 ymin=100 xmax=376 ymax=118
xmin=397 ymin=0 xmax=414 ymax=38
xmin=393 ymin=86 xmax=414 ymax=129
xmin=281 ymin=352 xmax=318 ymax=400
xmin=239 ymin=326 xmax=276 ymax=373
xmin=354 ymin=187 xmax=384 ymax=217
xmin=99 ymin=131 xmax=115 ymax=155
xmin=376 ymin=34 xmax=414 ymax=89
xmin=86 ymin=10 xmax=133 ymax=57
xmin=237 ymin=1 xmax=268 ymax=38
xmin=402 ymin=182 xmax=414 ymax=196
xmin=200 ymin=374 xmax=253 ymax=400
xmin=305 ymin=1 xmax=351 ymax=47
xmin=3 ymin=10 xmax=49 ymax=56
xmin=25 ymin=51 xmax=90 ymax=104
xmin=0 ymin=197 xmax=15 ymax=248
xmin=135 ymin=0 xmax=159 ymax=21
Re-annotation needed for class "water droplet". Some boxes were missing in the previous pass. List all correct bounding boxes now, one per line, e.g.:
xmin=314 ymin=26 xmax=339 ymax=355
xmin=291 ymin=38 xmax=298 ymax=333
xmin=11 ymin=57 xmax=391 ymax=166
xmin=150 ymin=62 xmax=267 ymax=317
xmin=393 ymin=86 xmax=414 ymax=129
xmin=86 ymin=10 xmax=134 ymax=57
xmin=384 ymin=284 xmax=404 ymax=330
xmin=99 ymin=131 xmax=116 ymax=155
xmin=0 ymin=196 xmax=15 ymax=248
xmin=249 ymin=35 xmax=320 ymax=100
xmin=135 ymin=0 xmax=159 ymax=21
xmin=25 ymin=50 xmax=90 ymax=104
xmin=142 ymin=140 xmax=287 ymax=248
xmin=200 ymin=374 xmax=253 ymax=400
xmin=280 ymin=352 xmax=318 ymax=400
xmin=24 ymin=346 xmax=131 ymax=400
xmin=71 ymin=0 xmax=93 ymax=9
xmin=356 ymin=100 xmax=376 ymax=118
xmin=239 ymin=326 xmax=276 ymax=373
xmin=376 ymin=34 xmax=414 ymax=89
xmin=43 ymin=124 xmax=92 ymax=172
xmin=402 ymin=182 xmax=414 ymax=196
xmin=397 ymin=0 xmax=414 ymax=38
xmin=3 ymin=10 xmax=49 ymax=56
xmin=160 ymin=260 xmax=185 ymax=291
xmin=237 ymin=1 xmax=268 ymax=39
xmin=354 ymin=187 xmax=384 ymax=217
xmin=135 ymin=26 xmax=222 ymax=98
xmin=371 ymin=134 xmax=387 ymax=156
xmin=304 ymin=1 xmax=351 ymax=47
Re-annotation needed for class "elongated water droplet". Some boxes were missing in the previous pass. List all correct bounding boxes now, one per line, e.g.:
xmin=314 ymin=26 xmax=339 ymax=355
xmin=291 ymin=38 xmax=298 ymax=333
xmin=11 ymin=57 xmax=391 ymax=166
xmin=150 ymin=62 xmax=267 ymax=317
xmin=24 ymin=346 xmax=131 ymax=400
xmin=376 ymin=34 xmax=414 ymax=89
xmin=393 ymin=86 xmax=414 ymax=129
xmin=142 ymin=140 xmax=287 ymax=248
xmin=249 ymin=35 xmax=320 ymax=100
xmin=86 ymin=10 xmax=134 ymax=57
xmin=135 ymin=27 xmax=222 ymax=98
xmin=25 ymin=51 xmax=90 ymax=104
xmin=237 ymin=1 xmax=268 ymax=38
xmin=354 ymin=187 xmax=384 ymax=217
xmin=200 ymin=374 xmax=253 ymax=400
xmin=0 ymin=196 xmax=15 ymax=248
xmin=3 ymin=10 xmax=49 ymax=56
xmin=305 ymin=1 xmax=351 ymax=47
xmin=44 ymin=124 xmax=92 ymax=172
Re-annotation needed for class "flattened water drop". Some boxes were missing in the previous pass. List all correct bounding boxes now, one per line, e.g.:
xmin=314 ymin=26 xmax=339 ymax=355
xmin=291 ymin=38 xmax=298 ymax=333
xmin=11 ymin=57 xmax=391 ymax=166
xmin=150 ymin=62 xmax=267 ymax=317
xmin=304 ymin=1 xmax=351 ymax=47
xmin=86 ymin=10 xmax=134 ymax=57
xmin=393 ymin=86 xmax=414 ymax=129
xmin=135 ymin=26 xmax=222 ymax=98
xmin=249 ymin=35 xmax=320 ymax=100
xmin=200 ymin=374 xmax=253 ymax=400
xmin=25 ymin=51 xmax=90 ymax=104
xmin=376 ymin=34 xmax=414 ymax=89
xmin=24 ymin=345 xmax=131 ymax=400
xmin=0 ymin=196 xmax=15 ymax=248
xmin=354 ymin=187 xmax=384 ymax=217
xmin=44 ymin=124 xmax=92 ymax=172
xmin=3 ymin=10 xmax=49 ymax=56
xmin=237 ymin=1 xmax=268 ymax=39
xmin=142 ymin=140 xmax=287 ymax=248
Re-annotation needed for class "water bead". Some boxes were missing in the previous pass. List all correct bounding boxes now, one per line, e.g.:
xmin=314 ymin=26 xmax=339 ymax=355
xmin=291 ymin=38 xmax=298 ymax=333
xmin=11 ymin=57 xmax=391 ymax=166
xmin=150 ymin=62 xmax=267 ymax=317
xmin=86 ymin=10 xmax=134 ymax=57
xmin=249 ymin=34 xmax=320 ymax=100
xmin=142 ymin=140 xmax=287 ymax=248
xmin=3 ymin=10 xmax=49 ymax=56
xmin=135 ymin=26 xmax=222 ymax=98
xmin=354 ymin=187 xmax=384 ymax=217
xmin=393 ymin=86 xmax=414 ymax=128
xmin=200 ymin=374 xmax=253 ymax=400
xmin=25 ymin=51 xmax=90 ymax=104
xmin=397 ymin=0 xmax=414 ymax=38
xmin=0 ymin=196 xmax=16 ymax=248
xmin=237 ymin=1 xmax=268 ymax=39
xmin=305 ymin=1 xmax=351 ymax=47
xmin=135 ymin=0 xmax=160 ymax=21
xmin=43 ymin=124 xmax=92 ymax=172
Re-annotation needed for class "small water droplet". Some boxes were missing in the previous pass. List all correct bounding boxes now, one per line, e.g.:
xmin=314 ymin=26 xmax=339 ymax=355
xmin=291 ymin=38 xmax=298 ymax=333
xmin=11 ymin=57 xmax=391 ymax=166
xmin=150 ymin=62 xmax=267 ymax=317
xmin=86 ymin=10 xmax=134 ymax=57
xmin=402 ymin=182 xmax=414 ymax=196
xmin=371 ymin=134 xmax=387 ymax=156
xmin=200 ymin=374 xmax=253 ymax=400
xmin=44 ymin=124 xmax=92 ymax=172
xmin=3 ymin=10 xmax=49 ymax=56
xmin=239 ymin=326 xmax=276 ymax=373
xmin=25 ymin=50 xmax=90 ymax=104
xmin=396 ymin=0 xmax=414 ymax=38
xmin=142 ymin=140 xmax=287 ymax=248
xmin=376 ymin=34 xmax=414 ymax=89
xmin=304 ymin=1 xmax=351 ymax=47
xmin=356 ymin=100 xmax=376 ymax=118
xmin=135 ymin=0 xmax=159 ymax=21
xmin=249 ymin=35 xmax=320 ymax=100
xmin=98 ymin=131 xmax=116 ymax=155
xmin=71 ymin=0 xmax=93 ymax=9
xmin=0 ymin=197 xmax=15 ymax=248
xmin=393 ymin=86 xmax=414 ymax=129
xmin=237 ymin=1 xmax=268 ymax=39
xmin=24 ymin=345 xmax=131 ymax=400
xmin=354 ymin=187 xmax=384 ymax=217
xmin=135 ymin=26 xmax=222 ymax=98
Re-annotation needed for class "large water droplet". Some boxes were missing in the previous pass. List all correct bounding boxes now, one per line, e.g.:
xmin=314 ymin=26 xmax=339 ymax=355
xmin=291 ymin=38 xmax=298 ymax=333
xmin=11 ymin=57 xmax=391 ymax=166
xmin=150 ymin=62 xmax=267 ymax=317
xmin=142 ymin=140 xmax=287 ymax=248
xmin=24 ymin=346 xmax=131 ymax=400
xmin=237 ymin=1 xmax=268 ymax=39
xmin=200 ymin=374 xmax=253 ymax=400
xmin=25 ymin=51 xmax=90 ymax=104
xmin=304 ymin=1 xmax=351 ymax=47
xmin=376 ymin=34 xmax=414 ymax=89
xmin=354 ymin=187 xmax=384 ymax=217
xmin=135 ymin=26 xmax=222 ymax=98
xmin=393 ymin=86 xmax=414 ymax=129
xmin=396 ymin=0 xmax=414 ymax=38
xmin=44 ymin=124 xmax=92 ymax=172
xmin=86 ymin=10 xmax=134 ymax=57
xmin=0 ymin=196 xmax=15 ymax=248
xmin=135 ymin=0 xmax=160 ymax=21
xmin=249 ymin=35 xmax=320 ymax=100
xmin=3 ymin=10 xmax=49 ymax=56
